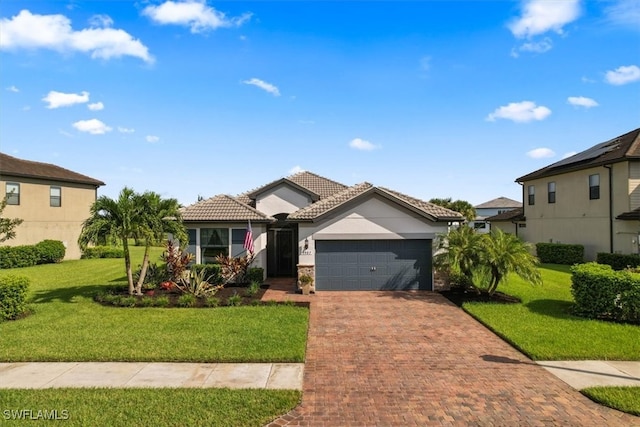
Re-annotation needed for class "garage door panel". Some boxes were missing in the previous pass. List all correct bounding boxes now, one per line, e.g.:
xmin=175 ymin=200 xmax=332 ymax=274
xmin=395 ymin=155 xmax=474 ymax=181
xmin=315 ymin=240 xmax=432 ymax=291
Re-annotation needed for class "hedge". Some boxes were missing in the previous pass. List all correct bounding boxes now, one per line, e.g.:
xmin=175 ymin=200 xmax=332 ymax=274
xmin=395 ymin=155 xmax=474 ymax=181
xmin=596 ymin=252 xmax=640 ymax=271
xmin=0 ymin=275 xmax=30 ymax=321
xmin=571 ymin=262 xmax=640 ymax=323
xmin=0 ymin=240 xmax=66 ymax=269
xmin=190 ymin=264 xmax=222 ymax=284
xmin=81 ymin=246 xmax=125 ymax=259
xmin=536 ymin=242 xmax=584 ymax=265
xmin=247 ymin=267 xmax=264 ymax=283
xmin=35 ymin=240 xmax=66 ymax=264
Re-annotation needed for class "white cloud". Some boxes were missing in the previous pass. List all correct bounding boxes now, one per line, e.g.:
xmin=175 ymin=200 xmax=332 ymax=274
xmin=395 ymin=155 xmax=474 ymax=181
xmin=562 ymin=151 xmax=578 ymax=159
xmin=242 ymin=78 xmax=280 ymax=96
xmin=143 ymin=0 xmax=251 ymax=33
xmin=349 ymin=138 xmax=381 ymax=151
xmin=508 ymin=0 xmax=581 ymax=38
xmin=605 ymin=65 xmax=640 ymax=85
xmin=581 ymin=76 xmax=596 ymax=84
xmin=527 ymin=148 xmax=555 ymax=159
xmin=72 ymin=118 xmax=112 ymax=134
xmin=6 ymin=85 xmax=19 ymax=92
xmin=0 ymin=10 xmax=153 ymax=63
xmin=288 ymin=165 xmax=304 ymax=175
xmin=118 ymin=126 xmax=135 ymax=133
xmin=89 ymin=14 xmax=114 ymax=28
xmin=486 ymin=101 xmax=551 ymax=123
xmin=511 ymin=37 xmax=553 ymax=57
xmin=146 ymin=135 xmax=160 ymax=143
xmin=88 ymin=101 xmax=104 ymax=111
xmin=42 ymin=90 xmax=89 ymax=109
xmin=604 ymin=0 xmax=640 ymax=29
xmin=567 ymin=96 xmax=598 ymax=108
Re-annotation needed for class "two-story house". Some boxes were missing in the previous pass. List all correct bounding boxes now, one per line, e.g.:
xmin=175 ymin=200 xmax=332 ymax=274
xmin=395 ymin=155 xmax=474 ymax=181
xmin=471 ymin=197 xmax=522 ymax=233
xmin=0 ymin=153 xmax=104 ymax=259
xmin=515 ymin=127 xmax=640 ymax=260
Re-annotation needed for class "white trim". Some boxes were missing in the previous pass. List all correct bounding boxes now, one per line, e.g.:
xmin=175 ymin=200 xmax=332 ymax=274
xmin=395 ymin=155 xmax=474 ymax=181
xmin=313 ymin=232 xmax=436 ymax=240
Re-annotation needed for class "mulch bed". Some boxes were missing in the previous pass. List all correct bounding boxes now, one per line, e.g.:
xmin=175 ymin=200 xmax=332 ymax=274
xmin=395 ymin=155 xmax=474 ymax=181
xmin=439 ymin=288 xmax=521 ymax=307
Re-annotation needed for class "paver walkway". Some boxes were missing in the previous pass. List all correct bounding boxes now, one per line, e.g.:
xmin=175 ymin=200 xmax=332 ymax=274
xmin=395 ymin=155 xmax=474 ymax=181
xmin=265 ymin=290 xmax=639 ymax=427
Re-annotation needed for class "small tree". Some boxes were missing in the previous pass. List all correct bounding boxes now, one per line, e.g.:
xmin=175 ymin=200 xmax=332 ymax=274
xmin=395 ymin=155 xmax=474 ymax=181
xmin=0 ymin=194 xmax=23 ymax=243
xmin=434 ymin=225 xmax=484 ymax=290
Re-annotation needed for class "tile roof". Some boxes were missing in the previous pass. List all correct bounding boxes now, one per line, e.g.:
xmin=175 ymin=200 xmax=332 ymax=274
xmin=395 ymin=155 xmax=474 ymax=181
xmin=475 ymin=197 xmax=522 ymax=209
xmin=240 ymin=171 xmax=348 ymax=203
xmin=516 ymin=127 xmax=640 ymax=182
xmin=181 ymin=194 xmax=274 ymax=222
xmin=616 ymin=207 xmax=640 ymax=221
xmin=485 ymin=208 xmax=525 ymax=222
xmin=288 ymin=183 xmax=464 ymax=222
xmin=0 ymin=152 xmax=105 ymax=187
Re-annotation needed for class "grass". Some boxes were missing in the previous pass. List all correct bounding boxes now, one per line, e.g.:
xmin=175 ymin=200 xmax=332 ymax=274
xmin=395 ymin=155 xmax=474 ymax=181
xmin=0 ymin=388 xmax=301 ymax=426
xmin=460 ymin=264 xmax=640 ymax=360
xmin=581 ymin=387 xmax=640 ymax=416
xmin=0 ymin=246 xmax=308 ymax=362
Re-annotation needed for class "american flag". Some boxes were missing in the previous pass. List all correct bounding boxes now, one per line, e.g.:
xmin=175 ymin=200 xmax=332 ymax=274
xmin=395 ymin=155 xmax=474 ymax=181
xmin=243 ymin=220 xmax=254 ymax=254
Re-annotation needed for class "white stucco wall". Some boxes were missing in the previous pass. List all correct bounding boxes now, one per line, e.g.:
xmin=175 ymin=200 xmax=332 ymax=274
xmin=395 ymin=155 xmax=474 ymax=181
xmin=297 ymin=195 xmax=449 ymax=266
xmin=255 ymin=184 xmax=313 ymax=216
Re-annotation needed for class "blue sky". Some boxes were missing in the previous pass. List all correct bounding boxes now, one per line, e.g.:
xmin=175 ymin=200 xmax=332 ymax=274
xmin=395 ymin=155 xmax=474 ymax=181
xmin=1 ymin=0 xmax=639 ymax=207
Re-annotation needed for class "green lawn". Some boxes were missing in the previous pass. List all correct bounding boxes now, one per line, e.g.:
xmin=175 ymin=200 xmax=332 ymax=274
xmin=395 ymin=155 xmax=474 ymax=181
xmin=581 ymin=387 xmax=640 ymax=416
xmin=0 ymin=388 xmax=300 ymax=426
xmin=0 ymin=247 xmax=308 ymax=362
xmin=461 ymin=264 xmax=640 ymax=360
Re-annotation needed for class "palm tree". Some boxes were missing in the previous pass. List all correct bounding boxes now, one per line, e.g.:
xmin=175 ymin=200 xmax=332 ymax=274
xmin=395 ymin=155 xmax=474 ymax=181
xmin=480 ymin=228 xmax=542 ymax=295
xmin=133 ymin=191 xmax=186 ymax=295
xmin=429 ymin=197 xmax=476 ymax=222
xmin=433 ymin=225 xmax=484 ymax=289
xmin=79 ymin=187 xmax=141 ymax=295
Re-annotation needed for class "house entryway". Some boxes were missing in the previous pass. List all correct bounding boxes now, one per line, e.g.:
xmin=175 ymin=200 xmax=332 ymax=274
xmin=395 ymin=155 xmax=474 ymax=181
xmin=267 ymin=214 xmax=298 ymax=277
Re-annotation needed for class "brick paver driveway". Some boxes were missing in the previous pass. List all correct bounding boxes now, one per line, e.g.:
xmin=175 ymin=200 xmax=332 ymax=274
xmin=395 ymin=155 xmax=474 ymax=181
xmin=269 ymin=291 xmax=638 ymax=426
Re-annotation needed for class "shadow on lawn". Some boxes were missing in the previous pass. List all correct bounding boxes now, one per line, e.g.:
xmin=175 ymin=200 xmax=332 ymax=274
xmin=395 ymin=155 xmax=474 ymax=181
xmin=30 ymin=284 xmax=111 ymax=304
xmin=524 ymin=299 xmax=582 ymax=320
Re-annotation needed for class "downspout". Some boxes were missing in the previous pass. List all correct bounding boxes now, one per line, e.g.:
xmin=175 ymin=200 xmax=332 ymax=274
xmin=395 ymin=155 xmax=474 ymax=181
xmin=604 ymin=165 xmax=613 ymax=253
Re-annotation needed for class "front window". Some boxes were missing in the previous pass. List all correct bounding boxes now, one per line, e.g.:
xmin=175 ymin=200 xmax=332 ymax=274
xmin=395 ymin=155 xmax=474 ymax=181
xmin=528 ymin=185 xmax=535 ymax=205
xmin=50 ymin=186 xmax=61 ymax=207
xmin=589 ymin=174 xmax=600 ymax=200
xmin=231 ymin=228 xmax=248 ymax=257
xmin=547 ymin=182 xmax=556 ymax=204
xmin=5 ymin=183 xmax=19 ymax=205
xmin=200 ymin=228 xmax=229 ymax=262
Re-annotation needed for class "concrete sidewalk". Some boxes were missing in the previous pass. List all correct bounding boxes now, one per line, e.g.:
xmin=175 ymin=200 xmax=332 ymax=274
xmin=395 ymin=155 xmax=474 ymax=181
xmin=0 ymin=362 xmax=304 ymax=389
xmin=537 ymin=360 xmax=640 ymax=389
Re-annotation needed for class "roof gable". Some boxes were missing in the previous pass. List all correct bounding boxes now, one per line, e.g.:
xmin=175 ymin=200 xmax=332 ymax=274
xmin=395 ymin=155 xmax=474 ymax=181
xmin=517 ymin=127 xmax=640 ymax=182
xmin=485 ymin=208 xmax=525 ymax=222
xmin=475 ymin=197 xmax=522 ymax=209
xmin=181 ymin=194 xmax=274 ymax=222
xmin=0 ymin=152 xmax=104 ymax=187
xmin=287 ymin=183 xmax=463 ymax=222
xmin=240 ymin=171 xmax=347 ymax=203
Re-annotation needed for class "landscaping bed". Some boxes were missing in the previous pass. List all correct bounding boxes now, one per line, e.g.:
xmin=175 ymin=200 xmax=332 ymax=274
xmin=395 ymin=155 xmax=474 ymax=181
xmin=94 ymin=283 xmax=283 ymax=308
xmin=440 ymin=288 xmax=521 ymax=306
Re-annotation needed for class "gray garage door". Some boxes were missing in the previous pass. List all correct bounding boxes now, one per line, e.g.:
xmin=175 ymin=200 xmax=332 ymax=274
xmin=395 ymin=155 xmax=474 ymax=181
xmin=315 ymin=240 xmax=432 ymax=291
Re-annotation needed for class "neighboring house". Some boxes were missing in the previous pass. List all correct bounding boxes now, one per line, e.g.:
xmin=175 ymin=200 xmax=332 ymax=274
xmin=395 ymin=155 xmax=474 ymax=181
xmin=515 ymin=127 xmax=640 ymax=260
xmin=471 ymin=197 xmax=522 ymax=233
xmin=181 ymin=171 xmax=462 ymax=291
xmin=0 ymin=153 xmax=105 ymax=259
xmin=484 ymin=208 xmax=526 ymax=236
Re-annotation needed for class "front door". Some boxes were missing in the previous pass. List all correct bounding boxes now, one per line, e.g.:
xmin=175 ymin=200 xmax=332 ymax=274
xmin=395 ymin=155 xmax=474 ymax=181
xmin=267 ymin=215 xmax=298 ymax=277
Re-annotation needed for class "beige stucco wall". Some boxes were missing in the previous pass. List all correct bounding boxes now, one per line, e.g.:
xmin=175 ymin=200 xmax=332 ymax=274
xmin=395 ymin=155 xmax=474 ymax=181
xmin=297 ymin=194 xmax=449 ymax=266
xmin=520 ymin=162 xmax=640 ymax=260
xmin=255 ymin=184 xmax=313 ymax=216
xmin=489 ymin=220 xmax=520 ymax=235
xmin=183 ymin=222 xmax=267 ymax=275
xmin=1 ymin=176 xmax=98 ymax=259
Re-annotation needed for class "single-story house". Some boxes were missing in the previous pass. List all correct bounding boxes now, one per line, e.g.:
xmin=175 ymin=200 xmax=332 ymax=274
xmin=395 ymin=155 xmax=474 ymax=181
xmin=484 ymin=208 xmax=526 ymax=236
xmin=0 ymin=152 xmax=104 ymax=259
xmin=180 ymin=171 xmax=462 ymax=291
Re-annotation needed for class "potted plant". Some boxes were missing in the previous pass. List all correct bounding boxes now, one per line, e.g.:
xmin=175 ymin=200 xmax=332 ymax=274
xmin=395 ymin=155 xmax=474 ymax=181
xmin=298 ymin=274 xmax=314 ymax=295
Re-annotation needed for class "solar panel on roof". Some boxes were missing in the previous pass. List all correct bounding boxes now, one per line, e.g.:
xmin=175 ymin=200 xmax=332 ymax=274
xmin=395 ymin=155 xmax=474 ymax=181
xmin=546 ymin=138 xmax=620 ymax=169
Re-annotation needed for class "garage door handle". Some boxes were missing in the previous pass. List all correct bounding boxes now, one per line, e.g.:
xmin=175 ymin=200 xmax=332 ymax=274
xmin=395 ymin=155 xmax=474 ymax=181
xmin=370 ymin=266 xmax=376 ymax=272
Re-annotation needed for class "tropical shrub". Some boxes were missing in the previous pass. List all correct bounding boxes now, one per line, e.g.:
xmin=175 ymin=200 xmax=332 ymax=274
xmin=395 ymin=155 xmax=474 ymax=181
xmin=226 ymin=292 xmax=242 ymax=306
xmin=535 ymin=243 xmax=584 ymax=265
xmin=0 ymin=275 xmax=30 ymax=321
xmin=174 ymin=268 xmax=223 ymax=298
xmin=190 ymin=264 xmax=221 ymax=284
xmin=215 ymin=254 xmax=254 ymax=285
xmin=35 ymin=240 xmax=66 ymax=264
xmin=596 ymin=253 xmax=640 ymax=271
xmin=133 ymin=262 xmax=168 ymax=288
xmin=163 ymin=240 xmax=193 ymax=283
xmin=244 ymin=281 xmax=260 ymax=297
